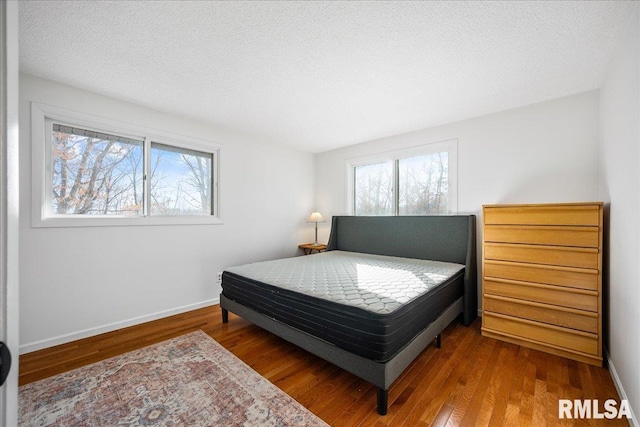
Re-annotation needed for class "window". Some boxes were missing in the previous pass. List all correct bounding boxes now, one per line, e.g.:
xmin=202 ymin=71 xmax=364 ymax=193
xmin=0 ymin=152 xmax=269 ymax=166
xmin=349 ymin=140 xmax=457 ymax=216
xmin=32 ymin=103 xmax=220 ymax=227
xmin=51 ymin=124 xmax=144 ymax=216
xmin=354 ymin=161 xmax=393 ymax=216
xmin=149 ymin=143 xmax=213 ymax=216
xmin=397 ymin=151 xmax=449 ymax=215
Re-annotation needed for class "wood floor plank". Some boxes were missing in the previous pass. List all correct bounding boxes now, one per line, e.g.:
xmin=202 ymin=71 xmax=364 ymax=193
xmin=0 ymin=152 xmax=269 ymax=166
xmin=442 ymin=331 xmax=497 ymax=426
xmin=459 ymin=338 xmax=505 ymax=426
xmin=448 ymin=335 xmax=496 ymax=425
xmin=478 ymin=345 xmax=512 ymax=426
xmin=532 ymin=378 xmax=548 ymax=427
xmin=305 ymin=369 xmax=359 ymax=415
xmin=20 ymin=305 xmax=630 ymax=426
xmin=410 ymin=325 xmax=477 ymax=424
xmin=437 ymin=329 xmax=486 ymax=426
xmin=519 ymin=354 xmax=538 ymax=427
xmin=296 ymin=363 xmax=343 ymax=409
xmin=487 ymin=342 xmax=519 ymax=427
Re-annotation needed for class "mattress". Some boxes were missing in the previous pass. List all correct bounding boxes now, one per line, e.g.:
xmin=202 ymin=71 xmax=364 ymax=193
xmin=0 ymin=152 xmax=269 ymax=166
xmin=222 ymin=250 xmax=465 ymax=362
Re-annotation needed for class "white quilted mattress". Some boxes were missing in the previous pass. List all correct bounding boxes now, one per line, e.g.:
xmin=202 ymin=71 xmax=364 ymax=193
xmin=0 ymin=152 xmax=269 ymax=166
xmin=225 ymin=250 xmax=464 ymax=315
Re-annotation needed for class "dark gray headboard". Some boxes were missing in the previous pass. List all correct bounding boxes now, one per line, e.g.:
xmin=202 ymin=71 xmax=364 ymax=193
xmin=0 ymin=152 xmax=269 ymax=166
xmin=326 ymin=215 xmax=477 ymax=325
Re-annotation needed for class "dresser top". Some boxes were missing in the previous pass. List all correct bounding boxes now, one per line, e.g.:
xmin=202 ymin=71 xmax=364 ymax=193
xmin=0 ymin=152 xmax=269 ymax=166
xmin=483 ymin=202 xmax=603 ymax=208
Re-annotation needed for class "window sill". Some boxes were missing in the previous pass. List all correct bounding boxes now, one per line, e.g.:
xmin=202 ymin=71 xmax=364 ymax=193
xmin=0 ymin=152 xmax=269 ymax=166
xmin=32 ymin=215 xmax=224 ymax=228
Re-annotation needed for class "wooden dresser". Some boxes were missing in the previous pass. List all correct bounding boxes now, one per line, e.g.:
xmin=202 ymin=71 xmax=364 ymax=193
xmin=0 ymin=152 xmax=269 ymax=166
xmin=481 ymin=202 xmax=603 ymax=366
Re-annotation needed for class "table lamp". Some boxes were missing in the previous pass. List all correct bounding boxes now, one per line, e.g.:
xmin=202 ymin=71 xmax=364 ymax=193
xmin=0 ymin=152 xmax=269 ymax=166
xmin=307 ymin=212 xmax=325 ymax=246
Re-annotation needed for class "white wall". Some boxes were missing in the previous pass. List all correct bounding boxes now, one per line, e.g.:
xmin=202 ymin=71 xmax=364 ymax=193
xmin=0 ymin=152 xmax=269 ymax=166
xmin=599 ymin=4 xmax=640 ymax=421
xmin=316 ymin=91 xmax=600 ymax=254
xmin=19 ymin=74 xmax=316 ymax=352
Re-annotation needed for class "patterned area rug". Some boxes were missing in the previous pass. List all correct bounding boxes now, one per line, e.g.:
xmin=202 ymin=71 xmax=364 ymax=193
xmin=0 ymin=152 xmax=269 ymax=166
xmin=19 ymin=330 xmax=329 ymax=426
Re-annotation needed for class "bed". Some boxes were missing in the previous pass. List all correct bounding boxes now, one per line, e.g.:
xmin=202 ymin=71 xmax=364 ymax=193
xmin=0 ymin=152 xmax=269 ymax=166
xmin=220 ymin=215 xmax=477 ymax=415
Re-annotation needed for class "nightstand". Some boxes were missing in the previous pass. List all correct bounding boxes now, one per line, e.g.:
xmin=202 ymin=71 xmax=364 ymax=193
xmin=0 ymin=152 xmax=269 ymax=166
xmin=298 ymin=243 xmax=327 ymax=255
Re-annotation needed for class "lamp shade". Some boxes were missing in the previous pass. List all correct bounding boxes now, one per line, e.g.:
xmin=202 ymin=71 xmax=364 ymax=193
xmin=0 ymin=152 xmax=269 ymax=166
xmin=307 ymin=212 xmax=325 ymax=223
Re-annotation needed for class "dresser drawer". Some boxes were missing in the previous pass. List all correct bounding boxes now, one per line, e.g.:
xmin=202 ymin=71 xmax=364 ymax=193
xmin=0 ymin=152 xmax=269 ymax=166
xmin=484 ymin=260 xmax=598 ymax=290
xmin=484 ymin=204 xmax=601 ymax=226
xmin=483 ymin=295 xmax=597 ymax=333
xmin=483 ymin=313 xmax=598 ymax=355
xmin=483 ymin=278 xmax=597 ymax=312
xmin=484 ymin=243 xmax=599 ymax=269
xmin=483 ymin=225 xmax=600 ymax=248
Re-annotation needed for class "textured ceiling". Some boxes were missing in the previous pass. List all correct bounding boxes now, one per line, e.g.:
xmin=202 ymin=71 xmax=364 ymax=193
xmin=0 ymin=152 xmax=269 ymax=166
xmin=19 ymin=1 xmax=636 ymax=153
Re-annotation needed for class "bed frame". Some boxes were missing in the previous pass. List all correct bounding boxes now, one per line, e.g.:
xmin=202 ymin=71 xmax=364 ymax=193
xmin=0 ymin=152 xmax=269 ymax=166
xmin=221 ymin=215 xmax=477 ymax=415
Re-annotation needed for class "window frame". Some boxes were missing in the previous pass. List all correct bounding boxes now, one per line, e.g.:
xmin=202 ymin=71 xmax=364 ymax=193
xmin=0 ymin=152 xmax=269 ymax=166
xmin=346 ymin=139 xmax=458 ymax=216
xmin=32 ymin=102 xmax=221 ymax=227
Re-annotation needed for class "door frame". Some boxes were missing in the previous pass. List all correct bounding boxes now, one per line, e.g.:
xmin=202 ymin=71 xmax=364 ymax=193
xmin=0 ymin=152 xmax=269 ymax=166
xmin=0 ymin=0 xmax=20 ymax=424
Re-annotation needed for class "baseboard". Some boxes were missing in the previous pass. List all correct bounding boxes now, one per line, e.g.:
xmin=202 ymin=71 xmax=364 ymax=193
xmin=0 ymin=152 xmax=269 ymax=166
xmin=605 ymin=347 xmax=638 ymax=427
xmin=20 ymin=298 xmax=219 ymax=354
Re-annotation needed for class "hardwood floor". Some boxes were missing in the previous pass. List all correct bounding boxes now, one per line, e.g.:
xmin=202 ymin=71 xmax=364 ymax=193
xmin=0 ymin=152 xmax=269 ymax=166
xmin=19 ymin=306 xmax=217 ymax=385
xmin=20 ymin=305 xmax=629 ymax=426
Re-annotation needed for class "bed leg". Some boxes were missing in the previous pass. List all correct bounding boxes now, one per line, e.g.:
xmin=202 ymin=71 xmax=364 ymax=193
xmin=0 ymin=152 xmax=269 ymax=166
xmin=377 ymin=388 xmax=388 ymax=415
xmin=222 ymin=308 xmax=228 ymax=324
xmin=435 ymin=333 xmax=441 ymax=348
